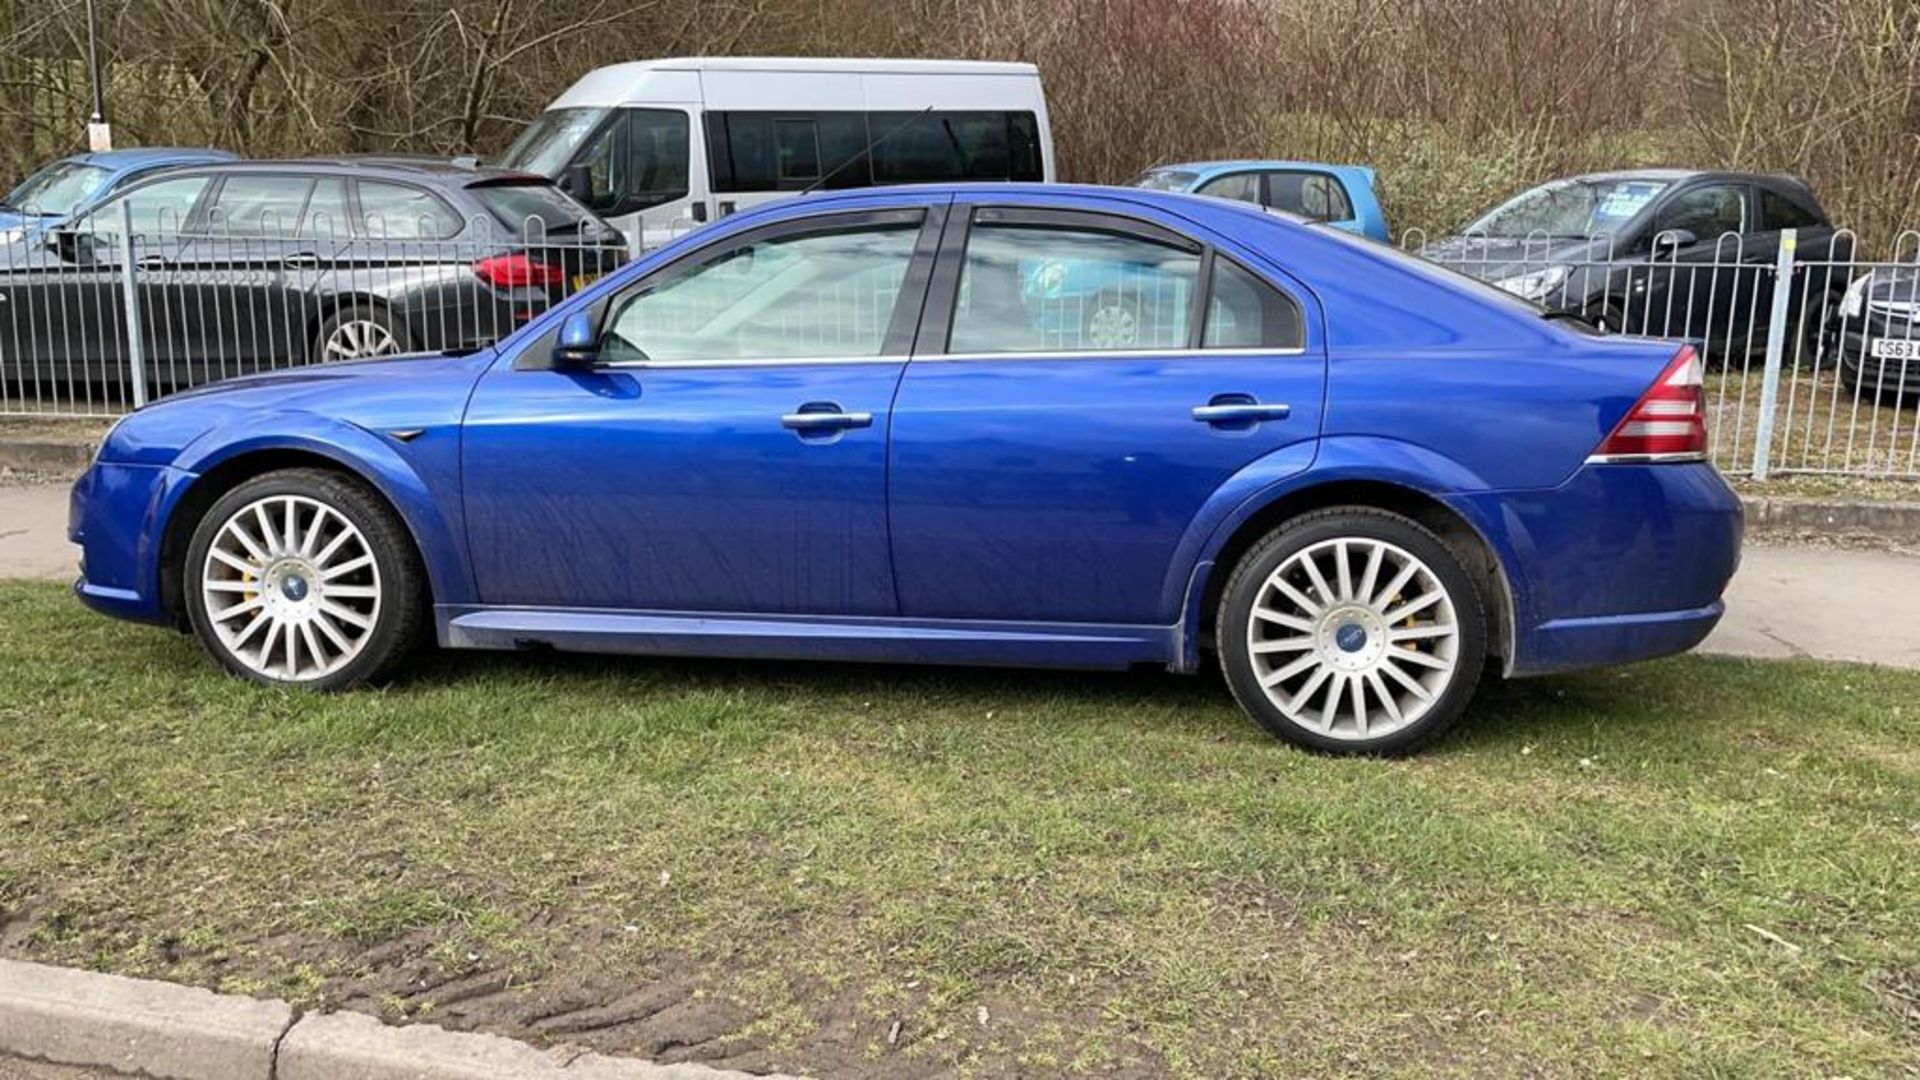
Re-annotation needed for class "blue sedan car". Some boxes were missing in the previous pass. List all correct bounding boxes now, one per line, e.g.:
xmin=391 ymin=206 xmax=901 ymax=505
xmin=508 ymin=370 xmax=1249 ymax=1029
xmin=69 ymin=183 xmax=1742 ymax=754
xmin=0 ymin=147 xmax=237 ymax=241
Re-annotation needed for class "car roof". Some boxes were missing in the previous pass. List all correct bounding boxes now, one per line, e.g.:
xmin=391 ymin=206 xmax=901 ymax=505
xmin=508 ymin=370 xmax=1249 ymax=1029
xmin=1144 ymin=159 xmax=1376 ymax=184
xmin=761 ymin=181 xmax=1318 ymax=227
xmin=591 ymin=56 xmax=1037 ymax=76
xmin=1556 ymin=167 xmax=1811 ymax=189
xmin=68 ymin=147 xmax=238 ymax=169
xmin=150 ymin=158 xmax=547 ymax=187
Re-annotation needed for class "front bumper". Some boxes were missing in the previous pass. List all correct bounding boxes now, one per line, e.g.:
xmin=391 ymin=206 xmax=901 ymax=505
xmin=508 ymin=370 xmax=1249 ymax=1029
xmin=1829 ymin=319 xmax=1920 ymax=400
xmin=69 ymin=459 xmax=191 ymax=625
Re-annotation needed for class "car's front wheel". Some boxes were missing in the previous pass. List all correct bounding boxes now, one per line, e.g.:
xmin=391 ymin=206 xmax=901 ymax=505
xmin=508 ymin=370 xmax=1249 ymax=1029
xmin=184 ymin=468 xmax=426 ymax=690
xmin=1217 ymin=507 xmax=1488 ymax=754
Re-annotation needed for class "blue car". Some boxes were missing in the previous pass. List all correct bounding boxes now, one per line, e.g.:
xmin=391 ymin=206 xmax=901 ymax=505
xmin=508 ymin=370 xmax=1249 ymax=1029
xmin=69 ymin=183 xmax=1741 ymax=754
xmin=1130 ymin=160 xmax=1390 ymax=241
xmin=0 ymin=147 xmax=237 ymax=241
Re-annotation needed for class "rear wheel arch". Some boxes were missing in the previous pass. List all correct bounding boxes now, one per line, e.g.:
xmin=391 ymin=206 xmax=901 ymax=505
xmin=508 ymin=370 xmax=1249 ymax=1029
xmin=1195 ymin=479 xmax=1513 ymax=669
xmin=158 ymin=449 xmax=432 ymax=624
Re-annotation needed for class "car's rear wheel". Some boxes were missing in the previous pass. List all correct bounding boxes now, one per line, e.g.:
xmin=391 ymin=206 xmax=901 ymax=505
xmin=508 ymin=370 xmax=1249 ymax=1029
xmin=314 ymin=303 xmax=413 ymax=363
xmin=1217 ymin=507 xmax=1487 ymax=754
xmin=184 ymin=468 xmax=426 ymax=690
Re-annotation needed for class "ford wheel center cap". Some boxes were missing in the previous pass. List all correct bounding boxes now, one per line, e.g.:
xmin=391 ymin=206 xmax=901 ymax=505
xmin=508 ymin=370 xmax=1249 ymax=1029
xmin=1335 ymin=622 xmax=1368 ymax=653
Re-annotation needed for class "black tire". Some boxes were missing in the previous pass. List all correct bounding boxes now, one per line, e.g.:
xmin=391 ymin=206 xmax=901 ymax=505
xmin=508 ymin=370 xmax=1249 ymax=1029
xmin=312 ymin=302 xmax=415 ymax=363
xmin=183 ymin=468 xmax=427 ymax=691
xmin=1216 ymin=507 xmax=1489 ymax=756
xmin=1585 ymin=301 xmax=1625 ymax=335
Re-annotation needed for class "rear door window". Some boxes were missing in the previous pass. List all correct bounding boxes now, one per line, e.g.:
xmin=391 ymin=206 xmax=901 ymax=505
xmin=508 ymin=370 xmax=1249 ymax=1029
xmin=1196 ymin=173 xmax=1261 ymax=205
xmin=1655 ymin=184 xmax=1749 ymax=240
xmin=1266 ymin=171 xmax=1354 ymax=222
xmin=206 ymin=174 xmax=315 ymax=237
xmin=947 ymin=218 xmax=1201 ymax=354
xmin=300 ymin=178 xmax=350 ymax=238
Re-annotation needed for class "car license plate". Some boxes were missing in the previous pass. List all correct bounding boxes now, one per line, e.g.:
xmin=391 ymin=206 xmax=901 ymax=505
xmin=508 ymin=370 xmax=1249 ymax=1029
xmin=1869 ymin=338 xmax=1920 ymax=361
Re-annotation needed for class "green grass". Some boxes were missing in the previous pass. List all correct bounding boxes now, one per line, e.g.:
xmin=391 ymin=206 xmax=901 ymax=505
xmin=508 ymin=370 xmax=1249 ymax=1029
xmin=1 ymin=581 xmax=1917 ymax=1076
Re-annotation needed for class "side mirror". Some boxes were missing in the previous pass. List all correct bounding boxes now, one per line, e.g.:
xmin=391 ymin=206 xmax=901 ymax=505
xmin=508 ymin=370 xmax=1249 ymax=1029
xmin=551 ymin=309 xmax=599 ymax=367
xmin=1652 ymin=228 xmax=1696 ymax=254
xmin=560 ymin=162 xmax=593 ymax=200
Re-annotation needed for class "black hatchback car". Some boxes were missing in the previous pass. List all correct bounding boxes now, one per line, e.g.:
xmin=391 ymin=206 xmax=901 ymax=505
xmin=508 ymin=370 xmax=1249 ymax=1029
xmin=0 ymin=159 xmax=626 ymax=386
xmin=1421 ymin=169 xmax=1847 ymax=358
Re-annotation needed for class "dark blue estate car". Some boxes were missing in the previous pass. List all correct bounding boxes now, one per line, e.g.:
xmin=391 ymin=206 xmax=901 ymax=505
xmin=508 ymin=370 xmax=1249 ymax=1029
xmin=69 ymin=183 xmax=1743 ymax=754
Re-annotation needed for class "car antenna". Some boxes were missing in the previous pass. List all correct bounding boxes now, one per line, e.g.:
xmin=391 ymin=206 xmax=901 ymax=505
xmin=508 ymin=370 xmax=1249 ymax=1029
xmin=797 ymin=106 xmax=934 ymax=197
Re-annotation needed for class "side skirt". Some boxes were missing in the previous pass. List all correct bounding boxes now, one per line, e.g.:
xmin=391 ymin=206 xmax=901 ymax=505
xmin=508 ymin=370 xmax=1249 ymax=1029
xmin=437 ymin=605 xmax=1183 ymax=671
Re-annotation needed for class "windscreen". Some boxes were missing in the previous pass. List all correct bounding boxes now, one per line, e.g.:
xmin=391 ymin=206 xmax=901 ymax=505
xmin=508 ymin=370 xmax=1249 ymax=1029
xmin=1462 ymin=177 xmax=1671 ymax=238
xmin=5 ymin=161 xmax=111 ymax=217
xmin=498 ymin=108 xmax=609 ymax=177
xmin=1129 ymin=168 xmax=1202 ymax=192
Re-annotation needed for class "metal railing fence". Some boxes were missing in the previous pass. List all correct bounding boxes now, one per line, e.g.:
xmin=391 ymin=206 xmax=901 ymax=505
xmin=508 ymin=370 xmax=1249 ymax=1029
xmin=5 ymin=207 xmax=1919 ymax=482
xmin=0 ymin=206 xmax=626 ymax=417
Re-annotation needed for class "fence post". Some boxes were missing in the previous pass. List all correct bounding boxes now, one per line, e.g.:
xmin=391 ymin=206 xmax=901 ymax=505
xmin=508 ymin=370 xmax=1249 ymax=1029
xmin=116 ymin=199 xmax=149 ymax=408
xmin=1750 ymin=227 xmax=1796 ymax=481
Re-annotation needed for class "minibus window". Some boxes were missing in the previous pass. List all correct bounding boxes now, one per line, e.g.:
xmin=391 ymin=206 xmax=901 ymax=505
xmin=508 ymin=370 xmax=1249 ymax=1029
xmin=571 ymin=108 xmax=689 ymax=215
xmin=709 ymin=112 xmax=870 ymax=192
xmin=623 ymin=109 xmax=691 ymax=210
xmin=869 ymin=111 xmax=1041 ymax=184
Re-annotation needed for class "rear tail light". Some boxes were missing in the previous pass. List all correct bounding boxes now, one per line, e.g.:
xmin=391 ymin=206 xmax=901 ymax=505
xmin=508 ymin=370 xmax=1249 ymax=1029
xmin=472 ymin=253 xmax=564 ymax=289
xmin=1589 ymin=345 xmax=1708 ymax=462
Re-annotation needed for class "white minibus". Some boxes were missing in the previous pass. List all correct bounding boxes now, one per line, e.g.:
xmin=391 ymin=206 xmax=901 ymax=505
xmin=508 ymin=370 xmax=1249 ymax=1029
xmin=498 ymin=56 xmax=1054 ymax=248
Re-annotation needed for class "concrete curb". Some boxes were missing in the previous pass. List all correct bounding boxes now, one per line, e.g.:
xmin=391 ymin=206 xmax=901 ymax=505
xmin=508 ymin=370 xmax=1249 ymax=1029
xmin=0 ymin=960 xmax=796 ymax=1080
xmin=0 ymin=438 xmax=95 ymax=477
xmin=1741 ymin=495 xmax=1920 ymax=542
xmin=0 ymin=959 xmax=292 ymax=1080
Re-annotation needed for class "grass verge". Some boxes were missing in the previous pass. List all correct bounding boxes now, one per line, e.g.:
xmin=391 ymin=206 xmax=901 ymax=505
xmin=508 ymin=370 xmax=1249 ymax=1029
xmin=1 ymin=581 xmax=1916 ymax=1077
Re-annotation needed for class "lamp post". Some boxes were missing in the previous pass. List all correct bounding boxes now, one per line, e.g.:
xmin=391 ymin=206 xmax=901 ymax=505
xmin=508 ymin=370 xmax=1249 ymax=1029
xmin=84 ymin=0 xmax=111 ymax=150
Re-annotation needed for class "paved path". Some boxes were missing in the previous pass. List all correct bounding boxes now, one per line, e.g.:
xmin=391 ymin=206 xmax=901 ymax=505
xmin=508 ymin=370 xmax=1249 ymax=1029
xmin=0 ymin=482 xmax=69 ymax=582
xmin=5 ymin=480 xmax=1918 ymax=670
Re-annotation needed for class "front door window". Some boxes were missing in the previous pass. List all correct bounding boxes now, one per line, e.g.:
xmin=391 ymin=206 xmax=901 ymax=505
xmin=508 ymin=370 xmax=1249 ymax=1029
xmin=601 ymin=219 xmax=920 ymax=362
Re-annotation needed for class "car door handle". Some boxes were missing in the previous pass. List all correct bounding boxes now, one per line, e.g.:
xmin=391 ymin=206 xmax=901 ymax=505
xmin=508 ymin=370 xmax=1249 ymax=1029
xmin=781 ymin=408 xmax=873 ymax=431
xmin=282 ymin=253 xmax=320 ymax=269
xmin=136 ymin=254 xmax=171 ymax=271
xmin=1192 ymin=402 xmax=1291 ymax=424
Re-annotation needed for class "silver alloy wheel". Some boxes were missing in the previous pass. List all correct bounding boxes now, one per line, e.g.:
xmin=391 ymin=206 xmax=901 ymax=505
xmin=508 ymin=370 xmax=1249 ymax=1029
xmin=1244 ymin=537 xmax=1460 ymax=740
xmin=323 ymin=318 xmax=401 ymax=360
xmin=200 ymin=495 xmax=382 ymax=682
xmin=1085 ymin=301 xmax=1139 ymax=349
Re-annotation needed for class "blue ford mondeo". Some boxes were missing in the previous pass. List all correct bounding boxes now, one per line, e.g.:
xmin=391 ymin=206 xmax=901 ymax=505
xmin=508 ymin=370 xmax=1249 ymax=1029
xmin=69 ymin=184 xmax=1742 ymax=754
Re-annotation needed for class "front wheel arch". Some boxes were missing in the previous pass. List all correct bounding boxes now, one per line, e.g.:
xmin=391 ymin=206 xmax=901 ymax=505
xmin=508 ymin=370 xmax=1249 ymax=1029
xmin=1194 ymin=479 xmax=1513 ymax=671
xmin=159 ymin=449 xmax=432 ymax=626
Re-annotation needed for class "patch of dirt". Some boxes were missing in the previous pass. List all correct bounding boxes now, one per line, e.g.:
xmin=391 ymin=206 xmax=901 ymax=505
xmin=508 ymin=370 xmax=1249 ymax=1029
xmin=0 ymin=903 xmax=1163 ymax=1078
xmin=1871 ymin=965 xmax=1920 ymax=1035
